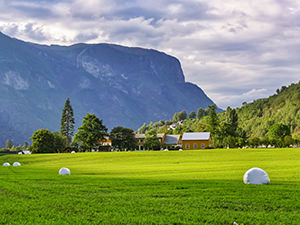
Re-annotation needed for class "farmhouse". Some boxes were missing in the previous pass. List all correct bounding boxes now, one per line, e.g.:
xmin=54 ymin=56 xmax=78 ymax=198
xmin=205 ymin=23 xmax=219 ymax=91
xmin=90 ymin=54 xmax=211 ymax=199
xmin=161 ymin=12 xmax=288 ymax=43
xmin=134 ymin=132 xmax=211 ymax=150
xmin=135 ymin=133 xmax=146 ymax=150
xmin=182 ymin=132 xmax=211 ymax=150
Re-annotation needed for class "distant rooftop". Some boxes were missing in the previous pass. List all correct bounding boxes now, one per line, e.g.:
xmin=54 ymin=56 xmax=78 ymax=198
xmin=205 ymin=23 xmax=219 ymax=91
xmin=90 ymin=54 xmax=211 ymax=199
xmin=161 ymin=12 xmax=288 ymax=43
xmin=164 ymin=135 xmax=180 ymax=145
xmin=157 ymin=133 xmax=165 ymax=138
xmin=182 ymin=132 xmax=210 ymax=141
xmin=135 ymin=133 xmax=165 ymax=139
xmin=135 ymin=134 xmax=146 ymax=139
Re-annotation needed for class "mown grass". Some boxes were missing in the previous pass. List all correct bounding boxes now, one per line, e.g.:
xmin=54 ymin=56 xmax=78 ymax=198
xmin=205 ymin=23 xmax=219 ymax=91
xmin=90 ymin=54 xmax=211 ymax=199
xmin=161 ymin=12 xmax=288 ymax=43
xmin=1 ymin=149 xmax=300 ymax=224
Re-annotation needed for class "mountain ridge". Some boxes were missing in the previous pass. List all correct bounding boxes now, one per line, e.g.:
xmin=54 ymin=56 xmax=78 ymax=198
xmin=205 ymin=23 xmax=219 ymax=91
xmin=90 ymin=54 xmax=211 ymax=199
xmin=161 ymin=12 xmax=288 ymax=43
xmin=0 ymin=32 xmax=216 ymax=146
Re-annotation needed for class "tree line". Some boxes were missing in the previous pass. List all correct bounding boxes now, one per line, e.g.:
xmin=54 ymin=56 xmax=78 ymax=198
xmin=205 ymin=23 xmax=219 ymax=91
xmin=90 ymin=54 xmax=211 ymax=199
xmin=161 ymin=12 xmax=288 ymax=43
xmin=1 ymin=98 xmax=137 ymax=153
xmin=138 ymin=104 xmax=297 ymax=148
xmin=2 ymin=98 xmax=297 ymax=153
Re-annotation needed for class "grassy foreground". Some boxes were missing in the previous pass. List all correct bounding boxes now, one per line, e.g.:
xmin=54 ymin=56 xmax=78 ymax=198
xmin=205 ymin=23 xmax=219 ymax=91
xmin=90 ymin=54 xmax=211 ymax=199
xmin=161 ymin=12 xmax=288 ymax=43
xmin=1 ymin=149 xmax=300 ymax=225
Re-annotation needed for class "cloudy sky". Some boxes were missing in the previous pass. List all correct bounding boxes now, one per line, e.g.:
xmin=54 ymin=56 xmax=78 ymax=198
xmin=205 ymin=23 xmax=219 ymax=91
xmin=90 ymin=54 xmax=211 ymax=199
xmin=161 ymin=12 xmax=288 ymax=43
xmin=0 ymin=0 xmax=300 ymax=108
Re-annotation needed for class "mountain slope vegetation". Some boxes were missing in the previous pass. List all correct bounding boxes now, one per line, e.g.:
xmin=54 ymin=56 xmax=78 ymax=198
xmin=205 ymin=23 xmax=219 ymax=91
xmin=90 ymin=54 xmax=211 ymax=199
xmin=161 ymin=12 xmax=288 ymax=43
xmin=237 ymin=82 xmax=300 ymax=138
xmin=138 ymin=81 xmax=300 ymax=143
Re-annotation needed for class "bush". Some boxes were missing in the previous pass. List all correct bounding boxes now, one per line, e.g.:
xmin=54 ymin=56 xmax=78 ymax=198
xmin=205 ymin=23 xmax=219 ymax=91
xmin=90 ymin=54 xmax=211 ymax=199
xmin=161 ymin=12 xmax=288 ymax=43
xmin=30 ymin=129 xmax=66 ymax=153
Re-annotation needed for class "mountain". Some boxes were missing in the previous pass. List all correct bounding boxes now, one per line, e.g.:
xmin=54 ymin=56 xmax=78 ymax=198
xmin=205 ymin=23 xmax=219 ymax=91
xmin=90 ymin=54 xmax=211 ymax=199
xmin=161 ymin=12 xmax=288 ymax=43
xmin=0 ymin=32 xmax=216 ymax=146
xmin=236 ymin=82 xmax=300 ymax=138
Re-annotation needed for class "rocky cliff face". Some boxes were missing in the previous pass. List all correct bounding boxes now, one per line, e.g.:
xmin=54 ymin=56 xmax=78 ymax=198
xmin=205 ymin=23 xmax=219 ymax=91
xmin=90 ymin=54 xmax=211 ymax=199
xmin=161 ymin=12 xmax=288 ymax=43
xmin=0 ymin=32 xmax=216 ymax=146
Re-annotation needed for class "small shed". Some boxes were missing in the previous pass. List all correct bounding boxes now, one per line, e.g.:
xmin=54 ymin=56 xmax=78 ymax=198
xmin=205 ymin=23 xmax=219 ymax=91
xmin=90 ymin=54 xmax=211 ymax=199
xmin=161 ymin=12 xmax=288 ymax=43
xmin=163 ymin=135 xmax=182 ymax=149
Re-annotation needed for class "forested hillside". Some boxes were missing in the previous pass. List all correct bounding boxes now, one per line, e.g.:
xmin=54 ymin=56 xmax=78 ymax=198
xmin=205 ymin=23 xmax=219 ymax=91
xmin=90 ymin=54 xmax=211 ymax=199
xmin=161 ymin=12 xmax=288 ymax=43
xmin=138 ymin=81 xmax=300 ymax=147
xmin=237 ymin=82 xmax=300 ymax=139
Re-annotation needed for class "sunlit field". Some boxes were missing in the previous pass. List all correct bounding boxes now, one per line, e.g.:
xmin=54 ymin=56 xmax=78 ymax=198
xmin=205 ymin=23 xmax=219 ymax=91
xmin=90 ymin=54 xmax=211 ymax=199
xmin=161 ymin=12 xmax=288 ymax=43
xmin=1 ymin=149 xmax=300 ymax=224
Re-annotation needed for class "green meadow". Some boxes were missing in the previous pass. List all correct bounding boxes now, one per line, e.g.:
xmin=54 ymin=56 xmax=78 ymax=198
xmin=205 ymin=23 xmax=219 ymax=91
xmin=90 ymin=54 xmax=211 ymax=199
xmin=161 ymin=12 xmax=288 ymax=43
xmin=1 ymin=149 xmax=300 ymax=225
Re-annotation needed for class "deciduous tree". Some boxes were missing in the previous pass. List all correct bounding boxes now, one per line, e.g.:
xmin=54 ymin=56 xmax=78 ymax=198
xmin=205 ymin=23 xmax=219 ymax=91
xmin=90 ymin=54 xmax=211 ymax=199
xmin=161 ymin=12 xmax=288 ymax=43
xmin=30 ymin=129 xmax=55 ymax=153
xmin=110 ymin=126 xmax=136 ymax=151
xmin=144 ymin=129 xmax=161 ymax=150
xmin=189 ymin=111 xmax=196 ymax=119
xmin=73 ymin=113 xmax=107 ymax=152
xmin=173 ymin=111 xmax=187 ymax=122
xmin=197 ymin=108 xmax=206 ymax=118
xmin=267 ymin=123 xmax=290 ymax=141
xmin=53 ymin=132 xmax=67 ymax=153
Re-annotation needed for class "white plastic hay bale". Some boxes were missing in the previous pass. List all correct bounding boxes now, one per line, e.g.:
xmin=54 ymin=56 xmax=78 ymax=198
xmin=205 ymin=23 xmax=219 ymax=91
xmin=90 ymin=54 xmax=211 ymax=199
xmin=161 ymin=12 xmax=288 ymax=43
xmin=23 ymin=151 xmax=31 ymax=154
xmin=71 ymin=151 xmax=76 ymax=153
xmin=243 ymin=168 xmax=270 ymax=184
xmin=179 ymin=149 xmax=183 ymax=151
xmin=59 ymin=167 xmax=71 ymax=175
xmin=13 ymin=162 xmax=21 ymax=166
xmin=3 ymin=162 xmax=10 ymax=166
xmin=91 ymin=149 xmax=95 ymax=152
xmin=18 ymin=152 xmax=23 ymax=155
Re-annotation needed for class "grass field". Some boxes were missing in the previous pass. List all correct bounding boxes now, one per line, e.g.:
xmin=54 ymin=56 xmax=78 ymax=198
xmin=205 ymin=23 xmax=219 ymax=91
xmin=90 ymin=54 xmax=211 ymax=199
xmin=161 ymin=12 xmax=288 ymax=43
xmin=1 ymin=149 xmax=300 ymax=225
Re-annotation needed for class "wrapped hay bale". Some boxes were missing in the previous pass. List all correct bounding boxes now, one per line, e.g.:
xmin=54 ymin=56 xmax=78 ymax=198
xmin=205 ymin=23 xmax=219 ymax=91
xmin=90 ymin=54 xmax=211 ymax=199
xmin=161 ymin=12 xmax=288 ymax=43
xmin=13 ymin=162 xmax=21 ymax=166
xmin=243 ymin=168 xmax=270 ymax=184
xmin=3 ymin=162 xmax=10 ymax=166
xmin=59 ymin=167 xmax=71 ymax=175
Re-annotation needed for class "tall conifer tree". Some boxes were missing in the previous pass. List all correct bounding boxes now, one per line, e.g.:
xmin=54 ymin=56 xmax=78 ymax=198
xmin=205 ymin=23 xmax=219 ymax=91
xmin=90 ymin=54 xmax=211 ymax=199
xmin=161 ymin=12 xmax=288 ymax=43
xmin=60 ymin=98 xmax=75 ymax=145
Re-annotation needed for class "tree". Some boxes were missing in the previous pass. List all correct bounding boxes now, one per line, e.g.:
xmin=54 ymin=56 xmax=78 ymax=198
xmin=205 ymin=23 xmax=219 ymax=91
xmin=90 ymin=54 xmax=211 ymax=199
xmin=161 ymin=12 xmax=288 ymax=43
xmin=158 ymin=125 xmax=168 ymax=134
xmin=207 ymin=104 xmax=219 ymax=135
xmin=267 ymin=123 xmax=290 ymax=141
xmin=173 ymin=112 xmax=179 ymax=122
xmin=5 ymin=139 xmax=13 ymax=149
xmin=23 ymin=142 xmax=29 ymax=150
xmin=30 ymin=129 xmax=55 ymax=153
xmin=194 ymin=123 xmax=210 ymax=132
xmin=52 ymin=132 xmax=67 ymax=153
xmin=283 ymin=135 xmax=294 ymax=147
xmin=173 ymin=111 xmax=187 ymax=122
xmin=144 ymin=129 xmax=161 ymax=150
xmin=137 ymin=123 xmax=148 ymax=134
xmin=60 ymin=98 xmax=75 ymax=146
xmin=197 ymin=108 xmax=206 ymax=118
xmin=178 ymin=111 xmax=187 ymax=121
xmin=260 ymin=136 xmax=270 ymax=147
xmin=207 ymin=105 xmax=219 ymax=147
xmin=73 ymin=113 xmax=108 ymax=152
xmin=10 ymin=145 xmax=22 ymax=152
xmin=224 ymin=107 xmax=238 ymax=136
xmin=189 ymin=111 xmax=196 ymax=119
xmin=248 ymin=137 xmax=261 ymax=148
xmin=157 ymin=120 xmax=164 ymax=126
xmin=223 ymin=136 xmax=236 ymax=148
xmin=110 ymin=126 xmax=137 ymax=151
